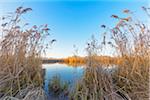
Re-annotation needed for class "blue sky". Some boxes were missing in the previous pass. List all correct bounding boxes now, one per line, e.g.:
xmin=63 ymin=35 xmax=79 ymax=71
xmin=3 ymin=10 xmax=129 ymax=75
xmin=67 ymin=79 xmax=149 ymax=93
xmin=0 ymin=0 xmax=149 ymax=58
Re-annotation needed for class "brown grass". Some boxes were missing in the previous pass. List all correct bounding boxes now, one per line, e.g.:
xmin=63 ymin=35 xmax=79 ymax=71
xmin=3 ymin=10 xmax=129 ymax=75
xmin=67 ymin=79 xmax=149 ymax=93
xmin=0 ymin=7 xmax=51 ymax=98
xmin=70 ymin=7 xmax=150 ymax=100
xmin=0 ymin=6 xmax=149 ymax=100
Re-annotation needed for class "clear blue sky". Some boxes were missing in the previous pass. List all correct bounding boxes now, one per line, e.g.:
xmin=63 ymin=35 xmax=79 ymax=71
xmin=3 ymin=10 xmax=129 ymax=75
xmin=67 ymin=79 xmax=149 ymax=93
xmin=0 ymin=0 xmax=149 ymax=58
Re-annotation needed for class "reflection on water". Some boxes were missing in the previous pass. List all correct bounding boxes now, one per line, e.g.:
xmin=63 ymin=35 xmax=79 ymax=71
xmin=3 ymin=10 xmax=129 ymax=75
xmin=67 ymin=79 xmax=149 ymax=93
xmin=42 ymin=63 xmax=117 ymax=99
xmin=42 ymin=63 xmax=84 ymax=99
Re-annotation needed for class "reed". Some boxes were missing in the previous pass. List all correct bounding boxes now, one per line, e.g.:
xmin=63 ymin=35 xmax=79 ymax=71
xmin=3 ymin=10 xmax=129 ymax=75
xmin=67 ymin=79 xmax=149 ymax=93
xmin=0 ymin=7 xmax=51 ymax=98
xmin=111 ymin=7 xmax=150 ymax=100
xmin=70 ymin=7 xmax=150 ymax=100
xmin=48 ymin=75 xmax=69 ymax=97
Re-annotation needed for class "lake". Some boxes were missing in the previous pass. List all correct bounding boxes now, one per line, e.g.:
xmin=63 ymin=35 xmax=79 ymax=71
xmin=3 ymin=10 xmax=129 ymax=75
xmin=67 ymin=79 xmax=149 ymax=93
xmin=42 ymin=63 xmax=84 ymax=99
xmin=42 ymin=63 xmax=117 ymax=99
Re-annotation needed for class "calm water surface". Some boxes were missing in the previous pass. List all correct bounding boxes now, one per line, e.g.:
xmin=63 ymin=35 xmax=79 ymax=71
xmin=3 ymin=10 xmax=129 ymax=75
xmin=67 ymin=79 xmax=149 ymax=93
xmin=42 ymin=63 xmax=84 ymax=98
xmin=42 ymin=63 xmax=117 ymax=99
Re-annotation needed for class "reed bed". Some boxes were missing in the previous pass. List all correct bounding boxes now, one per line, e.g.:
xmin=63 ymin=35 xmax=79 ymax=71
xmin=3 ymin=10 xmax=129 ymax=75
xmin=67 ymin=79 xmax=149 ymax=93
xmin=0 ymin=6 xmax=149 ymax=100
xmin=0 ymin=7 xmax=51 ymax=99
xmin=48 ymin=75 xmax=69 ymax=97
xmin=70 ymin=7 xmax=150 ymax=100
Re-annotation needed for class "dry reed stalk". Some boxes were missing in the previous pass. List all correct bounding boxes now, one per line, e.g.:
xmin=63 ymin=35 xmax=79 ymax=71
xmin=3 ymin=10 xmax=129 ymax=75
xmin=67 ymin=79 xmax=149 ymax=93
xmin=71 ymin=7 xmax=149 ymax=100
xmin=0 ymin=6 xmax=51 ymax=99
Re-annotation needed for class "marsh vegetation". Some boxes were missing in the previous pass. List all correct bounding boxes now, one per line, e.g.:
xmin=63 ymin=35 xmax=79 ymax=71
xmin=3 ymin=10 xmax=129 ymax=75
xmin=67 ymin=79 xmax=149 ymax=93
xmin=0 ymin=6 xmax=149 ymax=100
xmin=0 ymin=7 xmax=51 ymax=99
xmin=47 ymin=7 xmax=150 ymax=100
